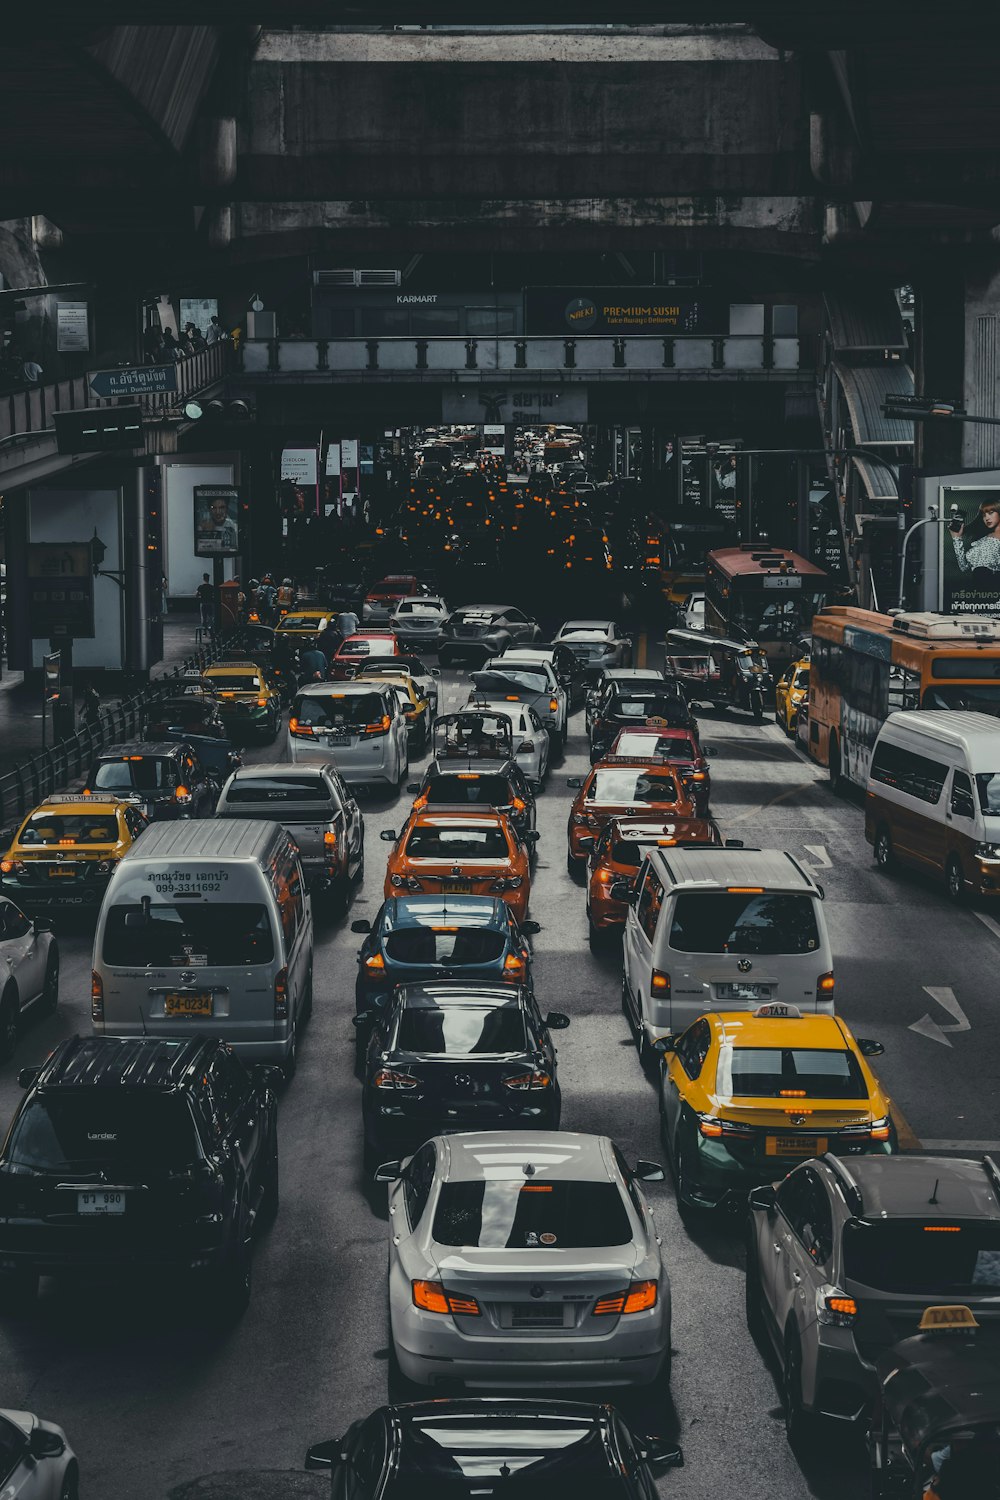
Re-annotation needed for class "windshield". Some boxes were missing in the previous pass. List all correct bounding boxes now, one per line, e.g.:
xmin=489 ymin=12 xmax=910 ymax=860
xmin=339 ymin=638 xmax=388 ymax=658
xmin=94 ymin=759 xmax=173 ymax=792
xmin=718 ymin=1047 xmax=867 ymax=1098
xmin=977 ymin=773 xmax=1000 ymax=814
xmin=668 ymin=892 xmax=820 ymax=955
xmin=395 ymin=1002 xmax=527 ymax=1054
xmin=924 ymin=684 xmax=1000 ymax=716
xmin=292 ymin=692 xmax=384 ymax=729
xmin=384 ymin=929 xmax=508 ymax=966
xmin=843 ymin=1221 xmax=1000 ymax=1294
xmin=588 ymin=769 xmax=679 ymax=803
xmin=7 ymin=1094 xmax=201 ymax=1172
xmin=102 ymin=903 xmax=274 ymax=967
xmin=20 ymin=813 xmax=119 ymax=845
xmin=424 ymin=775 xmax=513 ymax=807
xmin=225 ymin=775 xmax=332 ymax=804
xmin=209 ymin=675 xmax=261 ymax=693
xmin=279 ymin=614 xmax=324 ymax=631
xmin=432 ymin=1180 xmax=632 ymax=1248
xmin=728 ymin=591 xmax=825 ymax=642
xmin=151 ymin=700 xmax=214 ymax=724
xmin=475 ymin=670 xmax=548 ymax=696
xmin=405 ymin=825 xmax=510 ymax=860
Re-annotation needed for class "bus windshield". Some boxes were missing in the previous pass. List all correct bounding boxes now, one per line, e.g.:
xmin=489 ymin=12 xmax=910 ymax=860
xmin=728 ymin=591 xmax=827 ymax=643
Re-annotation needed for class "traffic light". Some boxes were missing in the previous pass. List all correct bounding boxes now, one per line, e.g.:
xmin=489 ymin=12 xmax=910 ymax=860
xmin=53 ymin=406 xmax=143 ymax=454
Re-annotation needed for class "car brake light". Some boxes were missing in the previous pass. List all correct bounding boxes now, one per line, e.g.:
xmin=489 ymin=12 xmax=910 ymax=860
xmin=593 ymin=1280 xmax=658 ymax=1316
xmin=412 ymin=1279 xmax=480 ymax=1316
xmin=650 ymin=969 xmax=671 ymax=993
xmin=288 ymin=718 xmax=314 ymax=737
xmin=549 ymin=698 xmax=559 ymax=712
xmin=816 ymin=1285 xmax=857 ymax=1325
xmin=324 ymin=829 xmax=338 ymax=847
xmin=364 ymin=715 xmax=392 ymax=735
xmin=364 ymin=953 xmax=385 ymax=970
xmin=373 ymin=1068 xmax=419 ymax=1090
xmin=698 ymin=1118 xmax=723 ymax=1138
xmin=91 ymin=970 xmax=104 ymax=1022
xmin=503 ymin=1070 xmax=551 ymax=1090
xmin=503 ymin=953 xmax=525 ymax=975
xmin=923 ymin=1225 xmax=962 ymax=1232
xmin=818 ymin=972 xmax=835 ymax=994
xmin=511 ymin=797 xmax=526 ymax=812
xmin=274 ymin=967 xmax=288 ymax=1021
xmin=0 ymin=861 xmax=11 ymax=875
xmin=175 ymin=785 xmax=191 ymax=804
xmin=412 ymin=795 xmax=428 ymax=810
xmin=870 ymin=1119 xmax=892 ymax=1141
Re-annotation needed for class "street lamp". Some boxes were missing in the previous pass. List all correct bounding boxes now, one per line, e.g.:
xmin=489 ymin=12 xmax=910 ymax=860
xmin=896 ymin=503 xmax=964 ymax=611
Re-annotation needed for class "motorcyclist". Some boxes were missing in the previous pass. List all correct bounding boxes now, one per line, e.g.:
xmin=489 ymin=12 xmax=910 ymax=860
xmin=276 ymin=577 xmax=296 ymax=614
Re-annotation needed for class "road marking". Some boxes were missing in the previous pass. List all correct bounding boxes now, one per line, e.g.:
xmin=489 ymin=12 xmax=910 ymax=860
xmin=973 ymin=909 xmax=1000 ymax=943
xmin=921 ymin=1140 xmax=1000 ymax=1153
xmin=908 ymin=985 xmax=971 ymax=1047
xmin=635 ymin=631 xmax=647 ymax=668
xmin=802 ymin=843 xmax=832 ymax=869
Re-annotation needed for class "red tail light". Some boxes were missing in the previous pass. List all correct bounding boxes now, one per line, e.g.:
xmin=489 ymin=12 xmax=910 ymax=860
xmin=593 ymin=1280 xmax=658 ymax=1315
xmin=289 ymin=717 xmax=314 ymax=738
xmin=412 ymin=1279 xmax=481 ymax=1316
xmin=650 ymin=969 xmax=671 ymax=994
xmin=91 ymin=970 xmax=104 ymax=1022
xmin=274 ymin=967 xmax=288 ymax=1021
xmin=364 ymin=715 xmax=392 ymax=736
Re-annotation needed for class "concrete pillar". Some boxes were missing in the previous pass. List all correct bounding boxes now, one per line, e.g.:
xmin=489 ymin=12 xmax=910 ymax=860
xmin=199 ymin=116 xmax=238 ymax=190
xmin=916 ymin=258 xmax=1000 ymax=473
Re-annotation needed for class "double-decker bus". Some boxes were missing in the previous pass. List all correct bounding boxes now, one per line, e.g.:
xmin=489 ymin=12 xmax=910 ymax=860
xmin=705 ymin=544 xmax=829 ymax=666
xmin=807 ymin=608 xmax=1000 ymax=791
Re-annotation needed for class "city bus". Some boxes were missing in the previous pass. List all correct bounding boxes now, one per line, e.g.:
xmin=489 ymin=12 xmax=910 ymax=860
xmin=807 ymin=607 xmax=1000 ymax=791
xmin=705 ymin=544 xmax=828 ymax=666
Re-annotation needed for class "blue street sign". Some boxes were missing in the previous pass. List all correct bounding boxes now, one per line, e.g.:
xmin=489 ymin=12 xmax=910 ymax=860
xmin=89 ymin=365 xmax=177 ymax=398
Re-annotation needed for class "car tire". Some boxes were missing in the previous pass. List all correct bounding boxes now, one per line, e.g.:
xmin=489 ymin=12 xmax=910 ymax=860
xmin=873 ymin=826 xmax=894 ymax=873
xmin=946 ymin=855 xmax=965 ymax=904
xmin=40 ymin=949 xmax=59 ymax=1014
xmin=282 ymin=1021 xmax=298 ymax=1084
xmin=745 ymin=1237 xmax=767 ymax=1345
xmin=59 ymin=1462 xmax=80 ymax=1500
xmin=0 ymin=1268 xmax=37 ymax=1314
xmin=828 ymin=736 xmax=844 ymax=797
xmin=214 ymin=1206 xmax=253 ymax=1321
xmin=566 ymin=849 xmax=583 ymax=880
xmin=782 ymin=1330 xmax=816 ymax=1449
xmin=672 ymin=1132 xmax=696 ymax=1217
xmin=587 ymin=913 xmax=611 ymax=952
xmin=0 ymin=987 xmax=19 ymax=1063
xmin=260 ymin=1137 xmax=279 ymax=1222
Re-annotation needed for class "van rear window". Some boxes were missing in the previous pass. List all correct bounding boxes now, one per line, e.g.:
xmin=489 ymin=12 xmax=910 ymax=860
xmin=103 ymin=904 xmax=274 ymax=967
xmin=668 ymin=893 xmax=820 ymax=955
xmin=292 ymin=692 xmax=384 ymax=729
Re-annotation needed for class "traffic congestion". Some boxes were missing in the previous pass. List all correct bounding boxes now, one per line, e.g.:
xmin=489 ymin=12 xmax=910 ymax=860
xmin=0 ymin=427 xmax=996 ymax=1498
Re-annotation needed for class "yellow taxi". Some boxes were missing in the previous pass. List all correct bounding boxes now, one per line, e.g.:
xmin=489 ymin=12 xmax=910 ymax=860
xmin=354 ymin=667 xmax=433 ymax=753
xmin=775 ymin=657 xmax=810 ymax=738
xmin=656 ymin=1004 xmax=895 ymax=1212
xmin=204 ymin=659 xmax=282 ymax=742
xmin=0 ymin=793 xmax=149 ymax=914
xmin=273 ymin=607 xmax=330 ymax=650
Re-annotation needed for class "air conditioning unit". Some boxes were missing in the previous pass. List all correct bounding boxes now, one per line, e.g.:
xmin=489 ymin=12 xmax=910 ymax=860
xmin=891 ymin=612 xmax=1000 ymax=641
xmin=313 ymin=269 xmax=401 ymax=288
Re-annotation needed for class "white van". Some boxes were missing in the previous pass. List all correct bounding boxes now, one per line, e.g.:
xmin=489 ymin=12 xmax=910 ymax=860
xmin=620 ymin=847 xmax=834 ymax=1057
xmin=92 ymin=820 xmax=313 ymax=1078
xmin=865 ymin=710 xmax=1000 ymax=902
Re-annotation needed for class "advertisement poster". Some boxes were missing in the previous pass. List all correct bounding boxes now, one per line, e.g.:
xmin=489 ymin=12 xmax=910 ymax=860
xmin=939 ymin=485 xmax=1000 ymax=615
xmin=280 ymin=447 xmax=318 ymax=485
xmin=193 ymin=485 xmax=239 ymax=557
xmin=525 ymin=287 xmax=721 ymax=337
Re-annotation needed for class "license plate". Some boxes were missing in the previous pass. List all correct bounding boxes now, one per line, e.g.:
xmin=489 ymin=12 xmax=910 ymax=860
xmin=164 ymin=992 xmax=212 ymax=1016
xmin=716 ymin=982 xmax=771 ymax=1001
xmin=325 ymin=734 xmax=350 ymax=746
xmin=766 ymin=1136 xmax=827 ymax=1157
xmin=444 ymin=880 xmax=474 ymax=893
xmin=78 ymin=1191 xmax=125 ymax=1215
xmin=49 ymin=866 xmax=76 ymax=878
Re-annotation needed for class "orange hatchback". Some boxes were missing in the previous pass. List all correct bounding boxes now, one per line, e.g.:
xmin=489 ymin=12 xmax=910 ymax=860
xmin=583 ymin=813 xmax=722 ymax=947
xmin=565 ymin=756 xmax=696 ymax=875
xmin=381 ymin=810 xmax=536 ymax=922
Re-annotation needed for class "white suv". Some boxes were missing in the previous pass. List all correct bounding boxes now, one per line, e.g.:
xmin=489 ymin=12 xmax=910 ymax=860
xmin=287 ymin=682 xmax=409 ymax=791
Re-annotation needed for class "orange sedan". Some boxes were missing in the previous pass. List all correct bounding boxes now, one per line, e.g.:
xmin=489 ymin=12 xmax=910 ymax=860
xmin=565 ymin=756 xmax=696 ymax=875
xmin=381 ymin=810 xmax=536 ymax=922
xmin=583 ymin=814 xmax=722 ymax=947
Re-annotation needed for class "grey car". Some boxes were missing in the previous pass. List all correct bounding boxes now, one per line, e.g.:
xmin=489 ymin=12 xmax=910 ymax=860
xmin=585 ymin=667 xmax=667 ymax=735
xmin=439 ymin=604 xmax=540 ymax=666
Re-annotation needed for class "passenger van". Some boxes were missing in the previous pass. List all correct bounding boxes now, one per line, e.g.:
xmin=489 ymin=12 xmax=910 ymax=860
xmin=92 ymin=820 xmax=313 ymax=1078
xmin=865 ymin=710 xmax=1000 ymax=902
xmin=620 ymin=847 xmax=833 ymax=1056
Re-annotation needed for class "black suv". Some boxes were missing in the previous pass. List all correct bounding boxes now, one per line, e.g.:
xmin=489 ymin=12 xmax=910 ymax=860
xmin=84 ymin=742 xmax=218 ymax=820
xmin=0 ymin=1036 xmax=279 ymax=1317
xmin=406 ymin=759 xmax=537 ymax=845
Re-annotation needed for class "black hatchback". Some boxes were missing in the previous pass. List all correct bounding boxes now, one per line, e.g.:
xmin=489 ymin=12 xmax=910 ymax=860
xmin=307 ymin=1399 xmax=684 ymax=1496
xmin=590 ymin=685 xmax=696 ymax=763
xmin=359 ymin=982 xmax=568 ymax=1164
xmin=84 ymin=742 xmax=218 ymax=820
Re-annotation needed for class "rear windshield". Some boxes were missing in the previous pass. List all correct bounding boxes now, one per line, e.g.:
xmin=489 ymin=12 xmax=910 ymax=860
xmin=563 ymin=638 xmax=612 ymax=660
xmin=424 ymin=775 xmax=513 ymax=807
xmin=718 ymin=1047 xmax=867 ymax=1098
xmin=339 ymin=638 xmax=386 ymax=658
xmin=397 ymin=600 xmax=441 ymax=615
xmin=280 ymin=615 xmax=324 ymax=631
xmin=397 ymin=1416 xmax=621 ymax=1497
xmin=94 ymin=759 xmax=174 ymax=792
xmin=151 ymin=700 xmax=212 ymax=723
xmin=103 ymin=903 xmax=275 ymax=967
xmin=668 ymin=892 xmax=820 ymax=955
xmin=843 ymin=1221 xmax=1000 ymax=1294
xmin=20 ymin=813 xmax=119 ymax=845
xmin=384 ymin=929 xmax=508 ymax=966
xmin=588 ymin=769 xmax=679 ymax=803
xmin=432 ymin=1180 xmax=632 ymax=1249
xmin=405 ymin=826 xmax=509 ymax=860
xmin=292 ymin=692 xmax=384 ymax=729
xmin=225 ymin=775 xmax=332 ymax=804
xmin=612 ymin=840 xmax=652 ymax=868
xmin=210 ymin=675 xmax=261 ymax=693
xmin=616 ymin=732 xmax=694 ymax=759
xmin=6 ymin=1095 xmax=200 ymax=1172
xmin=395 ymin=1003 xmax=527 ymax=1054
xmin=475 ymin=669 xmax=548 ymax=696
xmin=610 ymin=695 xmax=683 ymax=719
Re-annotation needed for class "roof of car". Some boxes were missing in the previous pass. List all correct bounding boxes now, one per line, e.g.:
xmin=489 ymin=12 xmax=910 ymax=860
xmin=827 ymin=1154 xmax=1000 ymax=1221
xmin=32 ymin=1035 xmax=214 ymax=1090
xmin=30 ymin=794 xmax=128 ymax=813
xmin=395 ymin=982 xmax=528 ymax=1008
xmin=441 ymin=1130 xmax=613 ymax=1184
xmin=712 ymin=1011 xmax=851 ymax=1050
xmin=881 ymin=710 xmax=1000 ymax=756
xmin=560 ymin=620 xmax=612 ymax=631
xmin=466 ymin=698 xmax=530 ymax=720
xmin=295 ymin=680 xmax=391 ymax=697
xmin=454 ymin=603 xmax=513 ymax=614
xmin=95 ymin=743 xmax=187 ymax=759
xmin=384 ymin=896 xmax=509 ymax=931
xmin=206 ymin=661 xmax=264 ymax=674
xmin=600 ymin=667 xmax=662 ymax=682
xmin=117 ymin=818 xmax=285 ymax=861
xmin=645 ymin=846 xmax=817 ymax=891
xmin=227 ymin=763 xmax=331 ymax=781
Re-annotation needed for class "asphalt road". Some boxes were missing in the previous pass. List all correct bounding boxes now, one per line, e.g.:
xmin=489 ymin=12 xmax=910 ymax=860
xmin=0 ymin=650 xmax=996 ymax=1498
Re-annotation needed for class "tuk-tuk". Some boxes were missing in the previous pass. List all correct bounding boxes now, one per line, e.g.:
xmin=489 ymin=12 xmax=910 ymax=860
xmin=868 ymin=1305 xmax=1000 ymax=1497
xmin=665 ymin=627 xmax=773 ymax=721
xmin=431 ymin=711 xmax=515 ymax=765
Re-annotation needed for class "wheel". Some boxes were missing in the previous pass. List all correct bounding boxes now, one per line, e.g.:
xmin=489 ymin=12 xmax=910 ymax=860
xmin=260 ymin=1137 xmax=279 ymax=1221
xmin=0 ymin=988 xmax=19 ymax=1063
xmin=58 ymin=1463 xmax=80 ymax=1500
xmin=40 ymin=950 xmax=59 ymax=1015
xmin=282 ymin=1020 xmax=298 ymax=1084
xmin=0 ymin=1268 xmax=37 ymax=1314
xmin=587 ymin=914 xmax=608 ymax=952
xmin=751 ymin=690 xmax=765 ymax=722
xmin=673 ymin=1133 xmax=695 ymax=1214
xmin=214 ymin=1209 xmax=252 ymax=1320
xmin=873 ymin=826 xmax=894 ymax=873
xmin=828 ymin=737 xmax=844 ymax=797
xmin=782 ymin=1331 xmax=816 ymax=1449
xmin=745 ymin=1239 xmax=767 ymax=1344
xmin=946 ymin=855 xmax=965 ymax=904
xmin=566 ymin=849 xmax=583 ymax=880
xmin=302 ymin=967 xmax=314 ymax=1022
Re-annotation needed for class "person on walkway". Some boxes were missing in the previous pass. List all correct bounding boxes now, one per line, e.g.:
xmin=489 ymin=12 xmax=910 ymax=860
xmin=196 ymin=573 xmax=215 ymax=632
xmin=21 ymin=353 xmax=43 ymax=384
xmin=205 ymin=315 xmax=225 ymax=345
xmin=161 ymin=328 xmax=181 ymax=362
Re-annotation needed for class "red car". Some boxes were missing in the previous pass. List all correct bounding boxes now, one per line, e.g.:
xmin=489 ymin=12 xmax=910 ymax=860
xmin=329 ymin=631 xmax=399 ymax=681
xmin=608 ymin=725 xmax=711 ymax=815
xmin=362 ymin=575 xmax=420 ymax=624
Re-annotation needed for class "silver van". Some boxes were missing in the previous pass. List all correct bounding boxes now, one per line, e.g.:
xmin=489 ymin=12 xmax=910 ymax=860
xmin=620 ymin=847 xmax=834 ymax=1058
xmin=91 ymin=820 xmax=313 ymax=1079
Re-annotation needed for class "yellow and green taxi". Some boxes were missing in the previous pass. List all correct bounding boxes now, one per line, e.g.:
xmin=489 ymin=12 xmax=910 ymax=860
xmin=656 ymin=1004 xmax=895 ymax=1212
xmin=775 ymin=657 xmax=810 ymax=737
xmin=204 ymin=660 xmax=282 ymax=742
xmin=273 ymin=607 xmax=330 ymax=650
xmin=356 ymin=667 xmax=433 ymax=753
xmin=0 ymin=793 xmax=149 ymax=913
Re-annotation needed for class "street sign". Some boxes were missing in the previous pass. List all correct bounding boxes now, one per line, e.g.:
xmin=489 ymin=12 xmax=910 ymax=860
xmin=89 ymin=365 xmax=177 ymax=399
xmin=27 ymin=543 xmax=95 ymax=638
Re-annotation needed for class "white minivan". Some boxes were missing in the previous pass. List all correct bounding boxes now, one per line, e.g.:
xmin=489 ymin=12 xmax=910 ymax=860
xmin=620 ymin=847 xmax=834 ymax=1058
xmin=288 ymin=681 xmax=408 ymax=791
xmin=92 ymin=819 xmax=313 ymax=1079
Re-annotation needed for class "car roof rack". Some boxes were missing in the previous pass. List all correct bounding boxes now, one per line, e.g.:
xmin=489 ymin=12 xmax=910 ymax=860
xmin=822 ymin=1152 xmax=865 ymax=1215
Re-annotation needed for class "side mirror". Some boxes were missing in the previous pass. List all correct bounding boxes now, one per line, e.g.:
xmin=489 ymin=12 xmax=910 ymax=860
xmin=350 ymin=918 xmax=372 ymax=933
xmin=379 ymin=829 xmax=397 ymax=842
xmin=17 ymin=1066 xmax=39 ymax=1091
xmin=815 ymin=883 xmax=825 ymax=900
xmin=576 ymin=835 xmax=595 ymax=852
xmin=640 ymin=1438 xmax=684 ymax=1470
xmin=521 ymin=920 xmax=541 ymax=934
xmin=374 ymin=1160 xmax=402 ymax=1183
xmin=431 ymin=668 xmax=441 ymax=677
xmin=351 ymin=1013 xmax=374 ymax=1029
xmin=857 ymin=1037 xmax=885 ymax=1057
xmin=724 ymin=838 xmax=744 ymax=849
xmin=29 ymin=1429 xmax=65 ymax=1461
xmin=523 ymin=830 xmax=540 ymax=844
xmin=566 ymin=777 xmax=583 ymax=789
xmin=634 ymin=1159 xmax=665 ymax=1182
xmin=32 ymin=918 xmax=52 ymax=933
xmin=304 ymin=1438 xmax=343 ymax=1472
xmin=748 ymin=1183 xmax=776 ymax=1213
xmin=545 ymin=1012 xmax=571 ymax=1030
xmin=652 ymin=1035 xmax=677 ymax=1056
xmin=609 ymin=879 xmax=633 ymax=902
xmin=406 ymin=782 xmax=421 ymax=794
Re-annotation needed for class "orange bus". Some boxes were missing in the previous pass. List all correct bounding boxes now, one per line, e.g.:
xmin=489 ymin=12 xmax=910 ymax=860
xmin=705 ymin=544 xmax=829 ymax=667
xmin=807 ymin=608 xmax=1000 ymax=791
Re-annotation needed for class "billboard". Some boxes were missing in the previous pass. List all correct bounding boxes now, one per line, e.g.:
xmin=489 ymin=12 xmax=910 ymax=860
xmin=525 ymin=287 xmax=722 ymax=337
xmin=939 ymin=485 xmax=1000 ymax=615
xmin=193 ymin=485 xmax=239 ymax=557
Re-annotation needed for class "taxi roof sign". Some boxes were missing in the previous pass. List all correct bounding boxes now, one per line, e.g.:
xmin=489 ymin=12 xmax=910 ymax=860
xmin=918 ymin=1304 xmax=979 ymax=1333
xmin=753 ymin=1002 xmax=803 ymax=1019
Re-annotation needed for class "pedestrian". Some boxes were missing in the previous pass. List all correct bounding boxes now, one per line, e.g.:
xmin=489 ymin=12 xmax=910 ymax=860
xmin=205 ymin=315 xmax=225 ymax=345
xmin=161 ymin=328 xmax=181 ymax=362
xmin=298 ymin=646 xmax=327 ymax=681
xmin=335 ymin=607 xmax=359 ymax=640
xmin=316 ymin=618 xmax=342 ymax=661
xmin=257 ymin=575 xmax=278 ymax=625
xmin=195 ymin=572 xmax=215 ymax=632
xmin=21 ymin=352 xmax=43 ymax=384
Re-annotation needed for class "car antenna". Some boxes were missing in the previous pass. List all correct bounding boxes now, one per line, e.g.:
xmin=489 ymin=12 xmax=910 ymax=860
xmin=929 ymin=1177 xmax=940 ymax=1205
xmin=522 ymin=1162 xmax=535 ymax=1177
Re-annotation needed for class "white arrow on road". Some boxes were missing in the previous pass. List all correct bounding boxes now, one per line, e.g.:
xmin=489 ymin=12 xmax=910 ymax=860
xmin=908 ymin=986 xmax=972 ymax=1047
xmin=803 ymin=844 xmax=832 ymax=869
